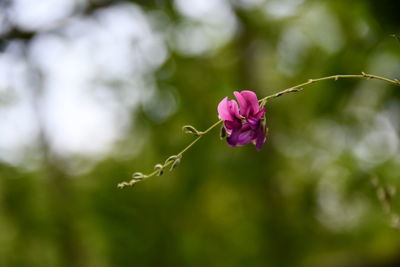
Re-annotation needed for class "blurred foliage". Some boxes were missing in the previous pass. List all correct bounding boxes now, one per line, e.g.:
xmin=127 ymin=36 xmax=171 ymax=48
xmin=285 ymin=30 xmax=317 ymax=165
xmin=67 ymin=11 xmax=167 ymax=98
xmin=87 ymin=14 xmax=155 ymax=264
xmin=0 ymin=0 xmax=400 ymax=266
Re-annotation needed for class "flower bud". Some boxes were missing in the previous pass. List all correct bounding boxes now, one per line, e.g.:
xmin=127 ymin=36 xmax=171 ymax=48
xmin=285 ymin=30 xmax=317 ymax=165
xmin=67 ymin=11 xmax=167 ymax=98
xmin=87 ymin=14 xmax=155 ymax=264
xmin=219 ymin=125 xmax=227 ymax=139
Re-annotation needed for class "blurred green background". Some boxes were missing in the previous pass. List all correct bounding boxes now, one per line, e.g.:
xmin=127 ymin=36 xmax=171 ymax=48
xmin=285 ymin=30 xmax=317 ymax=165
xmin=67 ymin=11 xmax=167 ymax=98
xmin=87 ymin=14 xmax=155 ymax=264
xmin=1 ymin=0 xmax=400 ymax=266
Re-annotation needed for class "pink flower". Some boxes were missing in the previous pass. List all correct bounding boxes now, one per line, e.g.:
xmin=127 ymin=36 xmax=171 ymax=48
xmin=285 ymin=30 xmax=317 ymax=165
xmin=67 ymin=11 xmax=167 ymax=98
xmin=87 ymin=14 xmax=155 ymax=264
xmin=217 ymin=90 xmax=267 ymax=150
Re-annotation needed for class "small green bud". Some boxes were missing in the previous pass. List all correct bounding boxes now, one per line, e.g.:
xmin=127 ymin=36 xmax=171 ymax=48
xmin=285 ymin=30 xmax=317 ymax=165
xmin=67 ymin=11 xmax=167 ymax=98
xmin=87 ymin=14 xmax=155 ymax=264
xmin=220 ymin=125 xmax=227 ymax=139
xmin=261 ymin=117 xmax=267 ymax=133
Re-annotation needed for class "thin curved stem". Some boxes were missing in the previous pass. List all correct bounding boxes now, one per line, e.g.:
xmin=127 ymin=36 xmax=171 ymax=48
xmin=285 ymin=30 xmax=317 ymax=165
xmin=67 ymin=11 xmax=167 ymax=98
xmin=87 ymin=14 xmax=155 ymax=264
xmin=260 ymin=73 xmax=400 ymax=102
xmin=118 ymin=72 xmax=400 ymax=188
xmin=178 ymin=120 xmax=223 ymax=156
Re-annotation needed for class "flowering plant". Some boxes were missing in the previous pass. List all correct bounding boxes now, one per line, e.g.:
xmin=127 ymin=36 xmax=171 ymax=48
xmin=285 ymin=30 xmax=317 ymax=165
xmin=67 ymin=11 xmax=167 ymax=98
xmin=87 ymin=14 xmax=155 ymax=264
xmin=118 ymin=73 xmax=400 ymax=188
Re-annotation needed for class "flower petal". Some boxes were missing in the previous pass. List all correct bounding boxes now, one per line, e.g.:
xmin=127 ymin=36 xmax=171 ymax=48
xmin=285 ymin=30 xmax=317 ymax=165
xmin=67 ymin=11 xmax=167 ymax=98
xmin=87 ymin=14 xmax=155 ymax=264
xmin=253 ymin=107 xmax=266 ymax=120
xmin=224 ymin=120 xmax=241 ymax=134
xmin=229 ymin=100 xmax=241 ymax=119
xmin=217 ymin=97 xmax=241 ymax=121
xmin=234 ymin=90 xmax=260 ymax=117
xmin=217 ymin=97 xmax=232 ymax=121
xmin=227 ymin=125 xmax=255 ymax=147
xmin=246 ymin=118 xmax=259 ymax=130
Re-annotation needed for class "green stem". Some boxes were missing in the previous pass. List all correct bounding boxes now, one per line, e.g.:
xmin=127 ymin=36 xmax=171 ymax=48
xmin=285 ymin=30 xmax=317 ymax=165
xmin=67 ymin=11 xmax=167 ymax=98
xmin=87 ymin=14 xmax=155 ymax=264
xmin=260 ymin=73 xmax=400 ymax=102
xmin=119 ymin=72 xmax=400 ymax=188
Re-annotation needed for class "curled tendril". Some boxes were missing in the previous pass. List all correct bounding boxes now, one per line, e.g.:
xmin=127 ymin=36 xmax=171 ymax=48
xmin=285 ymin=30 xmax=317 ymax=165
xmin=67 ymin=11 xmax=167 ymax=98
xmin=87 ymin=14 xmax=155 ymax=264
xmin=117 ymin=154 xmax=183 ymax=188
xmin=182 ymin=125 xmax=204 ymax=136
xmin=118 ymin=72 xmax=400 ymax=188
xmin=154 ymin=164 xmax=164 ymax=176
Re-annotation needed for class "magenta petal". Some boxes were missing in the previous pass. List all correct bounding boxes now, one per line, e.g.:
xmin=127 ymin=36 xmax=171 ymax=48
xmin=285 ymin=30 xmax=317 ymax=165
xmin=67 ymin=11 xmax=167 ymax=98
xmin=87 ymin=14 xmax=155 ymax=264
xmin=246 ymin=118 xmax=259 ymax=129
xmin=234 ymin=90 xmax=260 ymax=117
xmin=224 ymin=120 xmax=241 ymax=133
xmin=228 ymin=100 xmax=241 ymax=119
xmin=237 ymin=129 xmax=255 ymax=145
xmin=217 ymin=97 xmax=241 ymax=121
xmin=218 ymin=97 xmax=232 ymax=121
xmin=227 ymin=125 xmax=255 ymax=147
xmin=253 ymin=107 xmax=266 ymax=120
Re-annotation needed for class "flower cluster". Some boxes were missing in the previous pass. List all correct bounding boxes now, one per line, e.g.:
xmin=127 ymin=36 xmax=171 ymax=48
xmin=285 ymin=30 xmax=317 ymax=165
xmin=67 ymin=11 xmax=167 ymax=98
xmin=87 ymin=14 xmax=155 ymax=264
xmin=218 ymin=90 xmax=267 ymax=150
